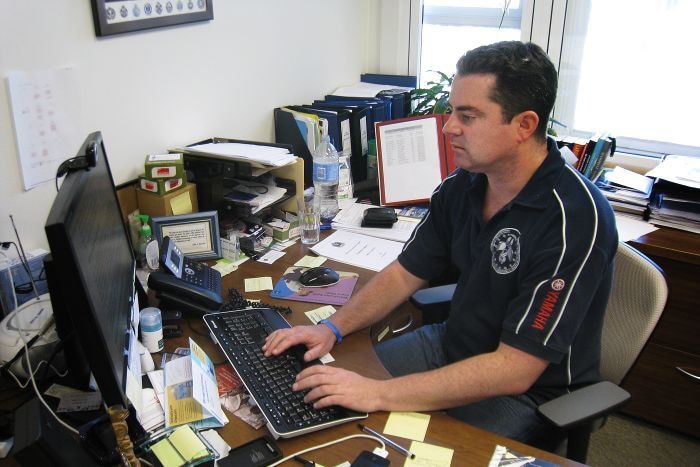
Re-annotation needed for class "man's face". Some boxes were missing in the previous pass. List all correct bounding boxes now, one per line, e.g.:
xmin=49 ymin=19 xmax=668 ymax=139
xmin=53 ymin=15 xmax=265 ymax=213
xmin=443 ymin=74 xmax=521 ymax=174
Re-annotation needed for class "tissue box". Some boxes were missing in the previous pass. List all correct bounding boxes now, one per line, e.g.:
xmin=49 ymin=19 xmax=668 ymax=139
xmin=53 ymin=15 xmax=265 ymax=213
xmin=144 ymin=153 xmax=184 ymax=180
xmin=263 ymin=211 xmax=300 ymax=242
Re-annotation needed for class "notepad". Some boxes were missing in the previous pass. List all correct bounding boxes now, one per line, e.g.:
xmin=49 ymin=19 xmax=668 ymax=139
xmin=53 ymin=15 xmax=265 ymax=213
xmin=150 ymin=425 xmax=212 ymax=467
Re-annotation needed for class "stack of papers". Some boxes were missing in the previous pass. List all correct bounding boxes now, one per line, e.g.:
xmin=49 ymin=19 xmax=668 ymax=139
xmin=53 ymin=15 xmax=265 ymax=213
xmin=331 ymin=203 xmax=418 ymax=243
xmin=596 ymin=167 xmax=654 ymax=216
xmin=646 ymin=154 xmax=700 ymax=189
xmin=175 ymin=142 xmax=296 ymax=167
xmin=644 ymin=155 xmax=700 ymax=233
xmin=332 ymin=82 xmax=413 ymax=98
xmin=310 ymin=230 xmax=404 ymax=271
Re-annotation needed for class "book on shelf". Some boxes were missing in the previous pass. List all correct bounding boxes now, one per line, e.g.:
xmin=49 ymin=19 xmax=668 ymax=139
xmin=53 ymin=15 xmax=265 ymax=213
xmin=558 ymin=132 xmax=615 ymax=180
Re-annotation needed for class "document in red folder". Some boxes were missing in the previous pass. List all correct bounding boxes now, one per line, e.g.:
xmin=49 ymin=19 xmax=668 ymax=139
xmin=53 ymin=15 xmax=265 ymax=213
xmin=375 ymin=114 xmax=455 ymax=206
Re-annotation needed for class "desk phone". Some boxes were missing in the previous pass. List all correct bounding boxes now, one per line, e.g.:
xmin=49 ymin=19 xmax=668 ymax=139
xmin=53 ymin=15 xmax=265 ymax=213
xmin=147 ymin=236 xmax=223 ymax=314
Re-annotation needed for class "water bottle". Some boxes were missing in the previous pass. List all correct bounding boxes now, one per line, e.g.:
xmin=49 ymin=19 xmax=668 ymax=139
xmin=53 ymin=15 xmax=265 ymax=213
xmin=312 ymin=135 xmax=340 ymax=220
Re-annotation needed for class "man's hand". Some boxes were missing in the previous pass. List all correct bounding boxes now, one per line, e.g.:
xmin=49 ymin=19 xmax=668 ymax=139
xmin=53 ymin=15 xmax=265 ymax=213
xmin=293 ymin=365 xmax=384 ymax=413
xmin=262 ymin=324 xmax=335 ymax=362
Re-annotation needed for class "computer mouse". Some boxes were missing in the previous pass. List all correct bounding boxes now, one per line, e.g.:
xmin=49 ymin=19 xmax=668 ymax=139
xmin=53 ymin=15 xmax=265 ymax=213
xmin=298 ymin=267 xmax=340 ymax=287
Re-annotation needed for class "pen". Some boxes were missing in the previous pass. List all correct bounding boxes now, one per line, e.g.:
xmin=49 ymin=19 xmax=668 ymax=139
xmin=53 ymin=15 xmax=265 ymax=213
xmin=319 ymin=224 xmax=331 ymax=230
xmin=358 ymin=423 xmax=416 ymax=459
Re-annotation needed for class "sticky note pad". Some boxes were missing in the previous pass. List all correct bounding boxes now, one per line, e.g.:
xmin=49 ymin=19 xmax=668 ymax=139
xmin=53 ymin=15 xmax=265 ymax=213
xmin=170 ymin=191 xmax=193 ymax=215
xmin=294 ymin=255 xmax=327 ymax=268
xmin=404 ymin=441 xmax=454 ymax=467
xmin=169 ymin=425 xmax=209 ymax=462
xmin=151 ymin=438 xmax=184 ymax=467
xmin=384 ymin=411 xmax=431 ymax=442
xmin=244 ymin=277 xmax=273 ymax=292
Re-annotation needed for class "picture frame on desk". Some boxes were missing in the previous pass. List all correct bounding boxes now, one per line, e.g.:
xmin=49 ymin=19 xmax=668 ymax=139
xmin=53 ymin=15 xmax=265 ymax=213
xmin=90 ymin=0 xmax=213 ymax=37
xmin=152 ymin=211 xmax=221 ymax=261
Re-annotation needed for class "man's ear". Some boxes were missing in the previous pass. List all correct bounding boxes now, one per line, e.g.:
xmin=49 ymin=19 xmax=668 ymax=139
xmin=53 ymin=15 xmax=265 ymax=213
xmin=514 ymin=111 xmax=539 ymax=142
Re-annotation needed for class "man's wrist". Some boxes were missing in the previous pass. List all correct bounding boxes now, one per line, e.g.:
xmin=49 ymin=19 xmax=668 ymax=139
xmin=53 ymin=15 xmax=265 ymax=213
xmin=318 ymin=319 xmax=342 ymax=344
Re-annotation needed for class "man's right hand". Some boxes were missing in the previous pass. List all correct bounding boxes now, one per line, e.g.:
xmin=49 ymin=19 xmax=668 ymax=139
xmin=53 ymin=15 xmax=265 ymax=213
xmin=262 ymin=324 xmax=336 ymax=362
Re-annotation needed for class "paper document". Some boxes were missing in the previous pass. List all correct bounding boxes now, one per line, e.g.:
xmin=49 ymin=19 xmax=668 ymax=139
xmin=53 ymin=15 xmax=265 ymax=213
xmin=333 ymin=82 xmax=412 ymax=97
xmin=331 ymin=203 xmax=418 ymax=243
xmin=646 ymin=154 xmax=700 ymax=189
xmin=376 ymin=116 xmax=446 ymax=204
xmin=164 ymin=338 xmax=227 ymax=429
xmin=607 ymin=166 xmax=654 ymax=194
xmin=176 ymin=142 xmax=296 ymax=167
xmin=310 ymin=230 xmax=403 ymax=271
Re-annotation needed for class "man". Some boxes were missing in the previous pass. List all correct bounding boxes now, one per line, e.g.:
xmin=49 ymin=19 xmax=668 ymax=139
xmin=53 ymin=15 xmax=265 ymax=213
xmin=263 ymin=41 xmax=618 ymax=447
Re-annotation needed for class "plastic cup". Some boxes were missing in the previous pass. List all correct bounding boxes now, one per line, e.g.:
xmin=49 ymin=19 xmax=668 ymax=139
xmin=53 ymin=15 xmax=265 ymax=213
xmin=298 ymin=196 xmax=321 ymax=245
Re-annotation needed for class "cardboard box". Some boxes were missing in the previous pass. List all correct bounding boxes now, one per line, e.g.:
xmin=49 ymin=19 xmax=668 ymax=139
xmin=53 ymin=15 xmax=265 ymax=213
xmin=139 ymin=175 xmax=185 ymax=195
xmin=263 ymin=210 xmax=300 ymax=242
xmin=136 ymin=183 xmax=198 ymax=219
xmin=144 ymin=153 xmax=184 ymax=180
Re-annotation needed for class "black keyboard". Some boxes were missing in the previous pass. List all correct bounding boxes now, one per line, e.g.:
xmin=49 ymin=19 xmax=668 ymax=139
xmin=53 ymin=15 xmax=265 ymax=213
xmin=203 ymin=308 xmax=367 ymax=438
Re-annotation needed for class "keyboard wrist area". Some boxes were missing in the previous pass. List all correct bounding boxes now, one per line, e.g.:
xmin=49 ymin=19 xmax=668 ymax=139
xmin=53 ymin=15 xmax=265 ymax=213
xmin=318 ymin=319 xmax=342 ymax=344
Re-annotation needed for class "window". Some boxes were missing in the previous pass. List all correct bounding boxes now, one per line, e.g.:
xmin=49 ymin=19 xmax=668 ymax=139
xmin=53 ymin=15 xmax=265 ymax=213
xmin=553 ymin=1 xmax=700 ymax=157
xmin=419 ymin=1 xmax=522 ymax=87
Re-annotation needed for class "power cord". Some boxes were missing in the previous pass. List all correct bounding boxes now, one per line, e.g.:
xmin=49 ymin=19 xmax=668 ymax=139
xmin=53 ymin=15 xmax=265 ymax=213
xmin=267 ymin=433 xmax=386 ymax=467
xmin=54 ymin=155 xmax=91 ymax=191
xmin=3 ymin=253 xmax=79 ymax=436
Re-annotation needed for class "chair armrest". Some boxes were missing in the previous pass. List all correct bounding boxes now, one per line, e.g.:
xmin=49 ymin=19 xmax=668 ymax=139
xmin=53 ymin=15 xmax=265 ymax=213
xmin=537 ymin=381 xmax=631 ymax=429
xmin=409 ymin=283 xmax=457 ymax=307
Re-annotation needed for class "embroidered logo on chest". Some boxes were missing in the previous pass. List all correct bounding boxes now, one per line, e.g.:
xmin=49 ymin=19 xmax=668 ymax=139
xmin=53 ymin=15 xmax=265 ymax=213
xmin=490 ymin=228 xmax=521 ymax=274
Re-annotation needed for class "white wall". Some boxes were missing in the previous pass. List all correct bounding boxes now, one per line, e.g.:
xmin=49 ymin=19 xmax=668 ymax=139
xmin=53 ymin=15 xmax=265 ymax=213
xmin=0 ymin=0 xmax=377 ymax=254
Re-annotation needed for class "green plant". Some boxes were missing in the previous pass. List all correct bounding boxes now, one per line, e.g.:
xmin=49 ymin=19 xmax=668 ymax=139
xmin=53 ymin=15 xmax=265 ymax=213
xmin=409 ymin=70 xmax=453 ymax=116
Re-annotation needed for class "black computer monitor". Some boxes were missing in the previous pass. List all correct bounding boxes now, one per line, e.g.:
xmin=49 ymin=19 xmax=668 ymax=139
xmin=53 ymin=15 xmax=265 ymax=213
xmin=44 ymin=131 xmax=135 ymax=408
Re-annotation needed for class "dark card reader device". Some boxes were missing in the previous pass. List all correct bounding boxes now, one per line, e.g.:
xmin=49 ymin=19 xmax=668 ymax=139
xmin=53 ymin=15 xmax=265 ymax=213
xmin=361 ymin=207 xmax=398 ymax=228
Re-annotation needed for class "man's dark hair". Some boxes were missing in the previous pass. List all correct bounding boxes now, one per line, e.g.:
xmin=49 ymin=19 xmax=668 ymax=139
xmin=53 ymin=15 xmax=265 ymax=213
xmin=456 ymin=41 xmax=558 ymax=141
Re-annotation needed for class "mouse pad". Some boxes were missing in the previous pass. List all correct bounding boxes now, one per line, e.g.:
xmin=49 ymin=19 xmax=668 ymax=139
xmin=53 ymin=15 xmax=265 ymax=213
xmin=270 ymin=267 xmax=359 ymax=306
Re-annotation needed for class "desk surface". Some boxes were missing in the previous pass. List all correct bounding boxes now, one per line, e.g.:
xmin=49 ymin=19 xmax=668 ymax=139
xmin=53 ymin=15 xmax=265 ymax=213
xmin=166 ymin=238 xmax=580 ymax=466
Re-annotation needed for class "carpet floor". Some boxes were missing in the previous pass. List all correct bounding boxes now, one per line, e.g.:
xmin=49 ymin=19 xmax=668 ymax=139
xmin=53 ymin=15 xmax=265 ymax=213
xmin=586 ymin=414 xmax=700 ymax=466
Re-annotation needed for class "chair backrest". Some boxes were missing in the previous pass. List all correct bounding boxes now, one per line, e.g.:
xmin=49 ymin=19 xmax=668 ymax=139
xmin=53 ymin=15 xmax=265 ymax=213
xmin=600 ymin=242 xmax=668 ymax=384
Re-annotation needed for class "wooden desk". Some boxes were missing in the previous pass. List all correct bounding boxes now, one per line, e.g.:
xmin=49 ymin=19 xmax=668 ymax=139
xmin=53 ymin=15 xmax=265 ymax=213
xmin=167 ymin=239 xmax=580 ymax=466
xmin=623 ymin=227 xmax=700 ymax=438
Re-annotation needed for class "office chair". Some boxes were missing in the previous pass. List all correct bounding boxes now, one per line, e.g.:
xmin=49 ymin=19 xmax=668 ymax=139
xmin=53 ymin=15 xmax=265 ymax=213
xmin=408 ymin=242 xmax=668 ymax=464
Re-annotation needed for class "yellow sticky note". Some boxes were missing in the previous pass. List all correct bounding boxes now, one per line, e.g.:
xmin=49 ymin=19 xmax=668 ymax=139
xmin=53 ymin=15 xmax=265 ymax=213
xmin=294 ymin=255 xmax=327 ymax=268
xmin=304 ymin=305 xmax=336 ymax=324
xmin=384 ymin=411 xmax=431 ymax=442
xmin=244 ymin=277 xmax=274 ymax=292
xmin=404 ymin=441 xmax=454 ymax=467
xmin=170 ymin=191 xmax=193 ymax=215
xmin=169 ymin=425 xmax=209 ymax=463
xmin=151 ymin=438 xmax=184 ymax=467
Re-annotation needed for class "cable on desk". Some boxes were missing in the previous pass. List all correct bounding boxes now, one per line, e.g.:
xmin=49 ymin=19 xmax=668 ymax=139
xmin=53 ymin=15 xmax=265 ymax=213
xmin=222 ymin=288 xmax=292 ymax=315
xmin=266 ymin=433 xmax=385 ymax=467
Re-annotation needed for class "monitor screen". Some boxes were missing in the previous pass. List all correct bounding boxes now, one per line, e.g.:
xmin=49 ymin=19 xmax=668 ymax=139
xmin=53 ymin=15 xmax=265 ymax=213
xmin=44 ymin=131 xmax=135 ymax=407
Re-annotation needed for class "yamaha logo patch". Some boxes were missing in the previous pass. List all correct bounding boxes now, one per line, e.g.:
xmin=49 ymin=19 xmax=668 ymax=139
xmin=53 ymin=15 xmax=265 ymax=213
xmin=490 ymin=228 xmax=521 ymax=274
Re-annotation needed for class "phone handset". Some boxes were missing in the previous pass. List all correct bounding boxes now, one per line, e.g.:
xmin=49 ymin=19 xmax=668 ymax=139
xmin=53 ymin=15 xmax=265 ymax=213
xmin=147 ymin=236 xmax=223 ymax=313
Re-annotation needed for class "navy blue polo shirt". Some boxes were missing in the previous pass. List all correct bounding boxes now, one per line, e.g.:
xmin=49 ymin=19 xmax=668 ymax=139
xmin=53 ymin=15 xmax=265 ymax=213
xmin=398 ymin=139 xmax=618 ymax=397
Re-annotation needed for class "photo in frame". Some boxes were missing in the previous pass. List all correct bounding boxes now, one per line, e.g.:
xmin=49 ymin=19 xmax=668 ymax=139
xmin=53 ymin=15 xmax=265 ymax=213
xmin=90 ymin=0 xmax=213 ymax=37
xmin=151 ymin=211 xmax=221 ymax=261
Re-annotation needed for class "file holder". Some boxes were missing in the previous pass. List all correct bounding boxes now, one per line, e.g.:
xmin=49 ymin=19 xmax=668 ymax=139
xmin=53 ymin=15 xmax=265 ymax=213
xmin=138 ymin=425 xmax=217 ymax=467
xmin=177 ymin=137 xmax=303 ymax=221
